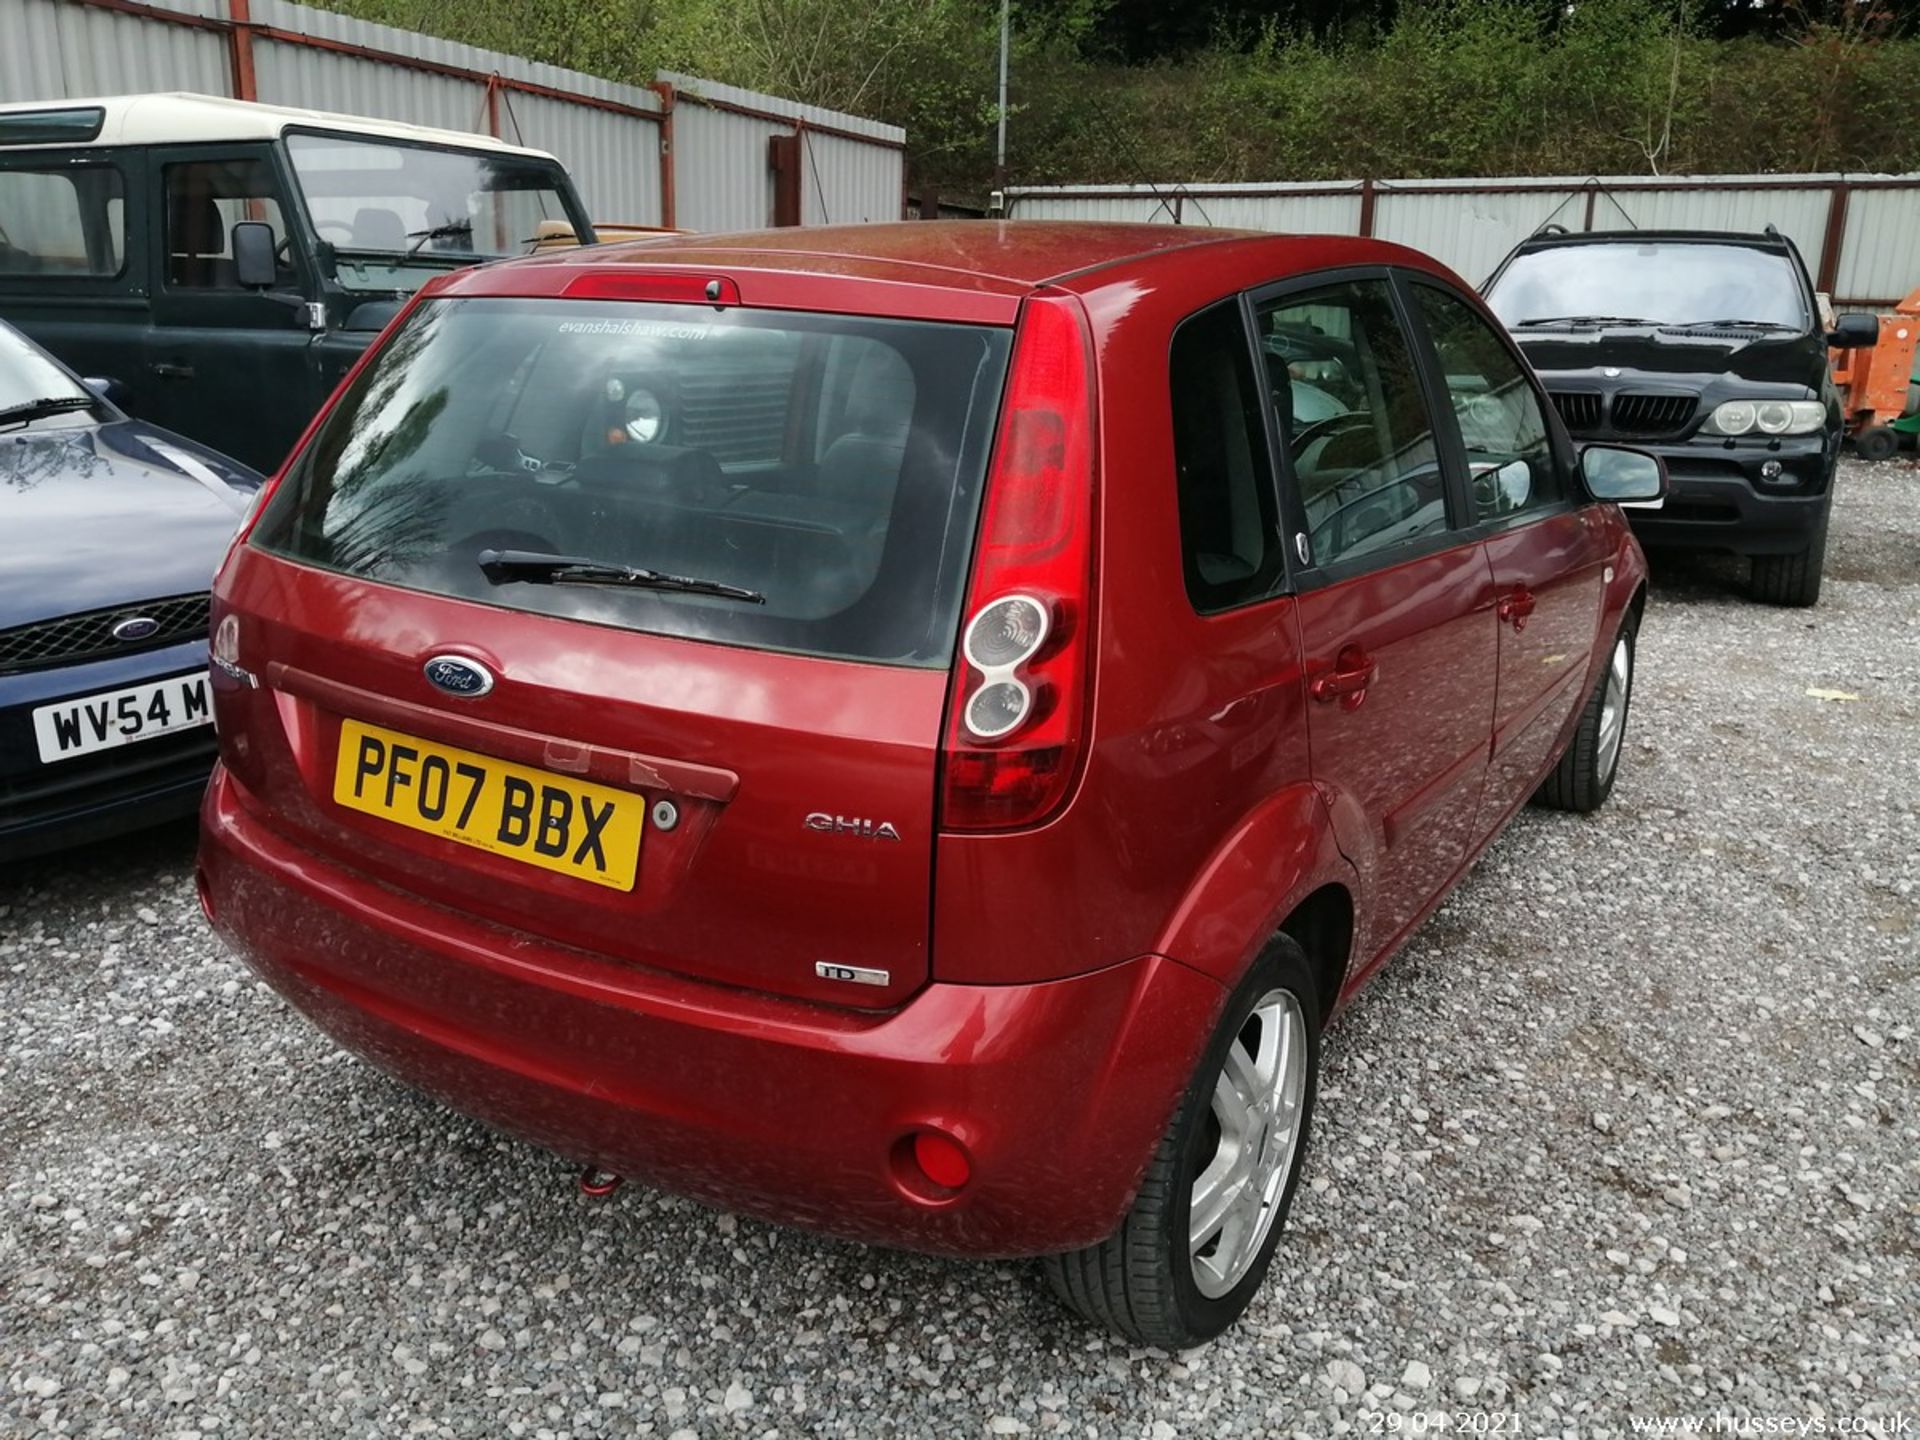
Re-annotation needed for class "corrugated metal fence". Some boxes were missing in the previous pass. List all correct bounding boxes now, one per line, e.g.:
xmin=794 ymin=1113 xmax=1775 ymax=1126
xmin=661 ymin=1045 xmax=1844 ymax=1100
xmin=1006 ymin=176 xmax=1920 ymax=308
xmin=0 ymin=0 xmax=907 ymax=230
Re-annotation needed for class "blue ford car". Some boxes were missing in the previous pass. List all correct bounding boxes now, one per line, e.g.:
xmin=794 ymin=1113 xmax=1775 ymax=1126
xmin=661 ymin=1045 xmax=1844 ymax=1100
xmin=0 ymin=318 xmax=261 ymax=861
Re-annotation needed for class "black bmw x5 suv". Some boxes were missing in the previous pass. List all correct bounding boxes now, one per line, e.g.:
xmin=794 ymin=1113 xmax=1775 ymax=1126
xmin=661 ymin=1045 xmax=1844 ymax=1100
xmin=1483 ymin=228 xmax=1877 ymax=606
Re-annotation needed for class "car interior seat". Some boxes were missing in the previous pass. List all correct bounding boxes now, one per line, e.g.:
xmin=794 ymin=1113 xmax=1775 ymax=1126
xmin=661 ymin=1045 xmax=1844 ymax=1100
xmin=350 ymin=208 xmax=409 ymax=253
xmin=168 ymin=194 xmax=230 ymax=287
xmin=816 ymin=345 xmax=914 ymax=524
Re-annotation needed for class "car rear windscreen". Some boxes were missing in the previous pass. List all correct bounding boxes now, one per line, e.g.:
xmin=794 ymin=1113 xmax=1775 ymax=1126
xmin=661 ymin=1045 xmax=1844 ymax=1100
xmin=252 ymin=297 xmax=1013 ymax=666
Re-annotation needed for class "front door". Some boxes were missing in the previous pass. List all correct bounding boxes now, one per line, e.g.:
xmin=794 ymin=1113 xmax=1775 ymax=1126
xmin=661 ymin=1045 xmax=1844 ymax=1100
xmin=1254 ymin=275 xmax=1500 ymax=965
xmin=142 ymin=144 xmax=320 ymax=471
xmin=1404 ymin=282 xmax=1611 ymax=830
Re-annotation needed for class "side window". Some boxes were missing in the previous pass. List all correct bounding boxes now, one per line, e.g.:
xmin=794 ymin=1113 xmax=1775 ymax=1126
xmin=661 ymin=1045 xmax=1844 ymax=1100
xmin=1169 ymin=299 xmax=1284 ymax=611
xmin=0 ymin=167 xmax=125 ymax=276
xmin=1255 ymin=279 xmax=1447 ymax=570
xmin=1411 ymin=284 xmax=1562 ymax=523
xmin=164 ymin=159 xmax=290 ymax=289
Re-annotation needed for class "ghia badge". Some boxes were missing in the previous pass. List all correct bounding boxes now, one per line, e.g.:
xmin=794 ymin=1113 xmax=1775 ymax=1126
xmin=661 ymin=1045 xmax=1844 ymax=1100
xmin=804 ymin=812 xmax=901 ymax=842
xmin=423 ymin=655 xmax=494 ymax=698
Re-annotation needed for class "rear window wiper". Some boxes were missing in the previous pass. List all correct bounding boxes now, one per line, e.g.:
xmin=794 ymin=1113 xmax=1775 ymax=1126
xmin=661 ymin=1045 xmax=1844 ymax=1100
xmin=1510 ymin=315 xmax=1654 ymax=329
xmin=0 ymin=394 xmax=94 ymax=426
xmin=478 ymin=548 xmax=766 ymax=604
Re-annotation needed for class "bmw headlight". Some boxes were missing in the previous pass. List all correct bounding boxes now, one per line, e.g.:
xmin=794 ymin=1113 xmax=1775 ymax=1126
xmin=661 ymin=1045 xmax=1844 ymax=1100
xmin=1702 ymin=399 xmax=1825 ymax=436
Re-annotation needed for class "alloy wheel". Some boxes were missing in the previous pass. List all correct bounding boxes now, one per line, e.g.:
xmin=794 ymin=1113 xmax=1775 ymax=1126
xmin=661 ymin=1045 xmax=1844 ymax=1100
xmin=1596 ymin=634 xmax=1631 ymax=784
xmin=1189 ymin=989 xmax=1308 ymax=1299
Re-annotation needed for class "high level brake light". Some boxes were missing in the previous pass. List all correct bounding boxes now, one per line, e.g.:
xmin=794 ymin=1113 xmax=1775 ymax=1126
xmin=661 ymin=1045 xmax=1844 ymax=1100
xmin=938 ymin=294 xmax=1096 ymax=833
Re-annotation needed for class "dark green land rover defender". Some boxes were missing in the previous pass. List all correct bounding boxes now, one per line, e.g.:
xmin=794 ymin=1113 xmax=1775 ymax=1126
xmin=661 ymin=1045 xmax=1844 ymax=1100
xmin=0 ymin=92 xmax=596 ymax=473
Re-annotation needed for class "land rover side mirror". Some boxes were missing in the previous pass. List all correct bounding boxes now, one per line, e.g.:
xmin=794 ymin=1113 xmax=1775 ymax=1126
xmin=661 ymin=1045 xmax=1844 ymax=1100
xmin=1828 ymin=313 xmax=1880 ymax=349
xmin=1581 ymin=444 xmax=1666 ymax=507
xmin=232 ymin=221 xmax=277 ymax=290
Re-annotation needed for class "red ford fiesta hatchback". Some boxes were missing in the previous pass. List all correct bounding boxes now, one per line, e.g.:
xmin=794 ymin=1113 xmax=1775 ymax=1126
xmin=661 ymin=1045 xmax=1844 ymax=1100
xmin=199 ymin=223 xmax=1662 ymax=1345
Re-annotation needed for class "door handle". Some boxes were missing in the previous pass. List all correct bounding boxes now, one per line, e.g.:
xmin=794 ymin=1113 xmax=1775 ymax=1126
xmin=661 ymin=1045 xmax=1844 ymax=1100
xmin=1309 ymin=645 xmax=1377 ymax=710
xmin=151 ymin=361 xmax=196 ymax=379
xmin=1496 ymin=587 xmax=1536 ymax=631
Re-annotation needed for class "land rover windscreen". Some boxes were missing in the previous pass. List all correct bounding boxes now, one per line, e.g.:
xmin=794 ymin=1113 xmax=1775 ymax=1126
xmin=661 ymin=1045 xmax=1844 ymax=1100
xmin=286 ymin=131 xmax=594 ymax=294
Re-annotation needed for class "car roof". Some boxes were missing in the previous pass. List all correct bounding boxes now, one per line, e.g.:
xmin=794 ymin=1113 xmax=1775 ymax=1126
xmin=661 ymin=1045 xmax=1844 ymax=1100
xmin=441 ymin=222 xmax=1455 ymax=322
xmin=1513 ymin=227 xmax=1789 ymax=251
xmin=556 ymin=221 xmax=1272 ymax=287
xmin=0 ymin=92 xmax=560 ymax=162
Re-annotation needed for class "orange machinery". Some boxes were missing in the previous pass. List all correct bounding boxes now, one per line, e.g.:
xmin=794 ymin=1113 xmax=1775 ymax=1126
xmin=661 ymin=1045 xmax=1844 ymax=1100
xmin=1830 ymin=286 xmax=1920 ymax=461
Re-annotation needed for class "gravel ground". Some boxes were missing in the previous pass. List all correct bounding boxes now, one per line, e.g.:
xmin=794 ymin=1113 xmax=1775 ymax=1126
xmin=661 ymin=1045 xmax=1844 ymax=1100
xmin=5 ymin=460 xmax=1918 ymax=1439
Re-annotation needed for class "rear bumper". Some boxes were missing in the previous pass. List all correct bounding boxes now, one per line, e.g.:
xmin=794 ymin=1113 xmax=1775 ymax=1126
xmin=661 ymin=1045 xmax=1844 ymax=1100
xmin=198 ymin=765 xmax=1226 ymax=1256
xmin=1621 ymin=435 xmax=1833 ymax=557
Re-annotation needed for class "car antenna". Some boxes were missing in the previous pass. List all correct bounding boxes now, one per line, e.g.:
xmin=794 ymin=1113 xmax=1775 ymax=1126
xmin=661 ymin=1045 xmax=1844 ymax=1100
xmin=1083 ymin=90 xmax=1213 ymax=227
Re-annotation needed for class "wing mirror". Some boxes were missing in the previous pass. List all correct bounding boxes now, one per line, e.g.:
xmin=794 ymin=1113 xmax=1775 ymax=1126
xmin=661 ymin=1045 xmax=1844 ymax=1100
xmin=1827 ymin=313 xmax=1880 ymax=349
xmin=1581 ymin=444 xmax=1666 ymax=508
xmin=81 ymin=375 xmax=131 ymax=411
xmin=231 ymin=221 xmax=278 ymax=290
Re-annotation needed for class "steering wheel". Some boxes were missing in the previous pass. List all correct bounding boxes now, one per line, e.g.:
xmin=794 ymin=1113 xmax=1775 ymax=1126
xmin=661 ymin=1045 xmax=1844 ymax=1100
xmin=1454 ymin=392 xmax=1509 ymax=444
xmin=287 ymin=220 xmax=357 ymax=262
xmin=1289 ymin=415 xmax=1368 ymax=461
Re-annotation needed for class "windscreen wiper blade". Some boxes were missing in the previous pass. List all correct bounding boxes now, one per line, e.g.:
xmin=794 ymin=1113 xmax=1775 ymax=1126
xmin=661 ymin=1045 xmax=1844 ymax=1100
xmin=477 ymin=548 xmax=766 ymax=604
xmin=1667 ymin=317 xmax=1797 ymax=331
xmin=1510 ymin=315 xmax=1654 ymax=329
xmin=407 ymin=221 xmax=475 ymax=256
xmin=0 ymin=394 xmax=95 ymax=426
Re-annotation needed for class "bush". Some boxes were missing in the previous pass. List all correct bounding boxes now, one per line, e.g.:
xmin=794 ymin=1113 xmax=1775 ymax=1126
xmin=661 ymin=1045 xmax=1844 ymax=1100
xmin=311 ymin=0 xmax=1920 ymax=198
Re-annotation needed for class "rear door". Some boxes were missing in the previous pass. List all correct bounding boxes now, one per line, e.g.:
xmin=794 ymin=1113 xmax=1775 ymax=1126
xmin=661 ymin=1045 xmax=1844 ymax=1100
xmin=1403 ymin=279 xmax=1610 ymax=830
xmin=226 ymin=290 xmax=1012 ymax=1010
xmin=1254 ymin=273 xmax=1499 ymax=965
xmin=143 ymin=143 xmax=320 ymax=471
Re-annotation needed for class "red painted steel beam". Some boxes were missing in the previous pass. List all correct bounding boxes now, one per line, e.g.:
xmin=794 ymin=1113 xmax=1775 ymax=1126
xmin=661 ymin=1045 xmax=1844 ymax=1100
xmin=59 ymin=0 xmax=665 ymax=129
xmin=1818 ymin=182 xmax=1851 ymax=296
xmin=226 ymin=0 xmax=259 ymax=100
xmin=671 ymin=88 xmax=906 ymax=154
xmin=647 ymin=80 xmax=677 ymax=230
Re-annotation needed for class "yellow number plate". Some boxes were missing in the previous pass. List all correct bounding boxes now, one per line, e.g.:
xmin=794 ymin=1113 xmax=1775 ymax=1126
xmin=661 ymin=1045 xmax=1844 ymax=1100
xmin=332 ymin=718 xmax=645 ymax=890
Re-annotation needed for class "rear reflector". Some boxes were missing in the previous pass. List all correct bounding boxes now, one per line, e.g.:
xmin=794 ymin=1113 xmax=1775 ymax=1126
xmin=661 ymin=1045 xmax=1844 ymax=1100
xmin=911 ymin=1132 xmax=972 ymax=1190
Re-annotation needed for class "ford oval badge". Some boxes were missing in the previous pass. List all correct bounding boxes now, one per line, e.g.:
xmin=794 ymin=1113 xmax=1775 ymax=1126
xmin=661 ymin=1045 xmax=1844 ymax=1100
xmin=111 ymin=615 xmax=160 ymax=643
xmin=423 ymin=655 xmax=494 ymax=698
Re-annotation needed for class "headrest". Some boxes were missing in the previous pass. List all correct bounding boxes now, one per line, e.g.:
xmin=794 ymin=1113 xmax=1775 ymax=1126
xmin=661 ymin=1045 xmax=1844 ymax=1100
xmin=843 ymin=345 xmax=915 ymax=441
xmin=351 ymin=208 xmax=409 ymax=252
xmin=169 ymin=195 xmax=224 ymax=255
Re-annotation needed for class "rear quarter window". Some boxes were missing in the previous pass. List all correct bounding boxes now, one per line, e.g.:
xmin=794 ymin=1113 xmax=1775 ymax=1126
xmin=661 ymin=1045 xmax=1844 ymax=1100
xmin=1169 ymin=299 xmax=1286 ymax=612
xmin=0 ymin=165 xmax=125 ymax=277
xmin=251 ymin=296 xmax=1012 ymax=667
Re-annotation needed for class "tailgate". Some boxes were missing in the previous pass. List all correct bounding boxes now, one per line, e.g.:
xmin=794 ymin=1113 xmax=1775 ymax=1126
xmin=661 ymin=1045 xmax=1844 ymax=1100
xmin=216 ymin=558 xmax=944 ymax=1009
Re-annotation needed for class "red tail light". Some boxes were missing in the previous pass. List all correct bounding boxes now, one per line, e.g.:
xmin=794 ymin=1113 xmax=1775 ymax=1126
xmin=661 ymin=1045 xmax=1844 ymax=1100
xmin=939 ymin=294 xmax=1096 ymax=833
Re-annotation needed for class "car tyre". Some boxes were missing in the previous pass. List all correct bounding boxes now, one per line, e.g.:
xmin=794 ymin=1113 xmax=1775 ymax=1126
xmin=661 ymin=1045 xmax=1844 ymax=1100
xmin=1535 ymin=618 xmax=1635 ymax=814
xmin=1041 ymin=937 xmax=1320 ymax=1348
xmin=1748 ymin=522 xmax=1827 ymax=608
xmin=1854 ymin=425 xmax=1898 ymax=463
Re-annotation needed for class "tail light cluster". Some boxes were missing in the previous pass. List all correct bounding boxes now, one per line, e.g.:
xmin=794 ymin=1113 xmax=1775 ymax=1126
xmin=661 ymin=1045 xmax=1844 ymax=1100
xmin=939 ymin=294 xmax=1096 ymax=833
